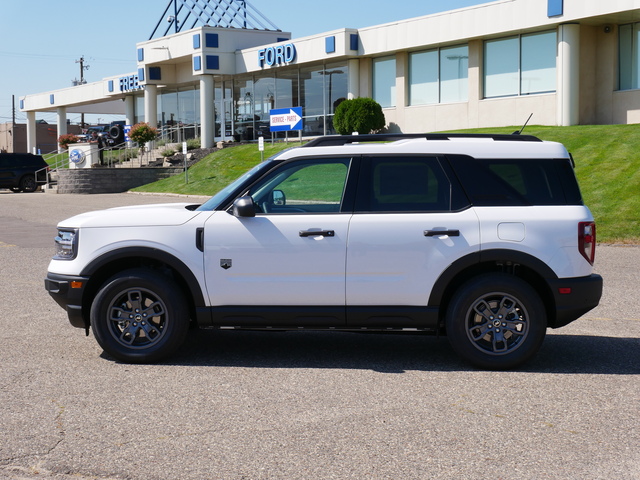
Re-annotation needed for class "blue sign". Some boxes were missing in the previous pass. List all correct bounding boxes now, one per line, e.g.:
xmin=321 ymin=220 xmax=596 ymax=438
xmin=69 ymin=149 xmax=85 ymax=165
xmin=270 ymin=107 xmax=303 ymax=132
xmin=258 ymin=43 xmax=296 ymax=68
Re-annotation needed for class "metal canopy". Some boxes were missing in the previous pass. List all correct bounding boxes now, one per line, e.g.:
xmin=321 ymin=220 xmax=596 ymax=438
xmin=149 ymin=0 xmax=281 ymax=40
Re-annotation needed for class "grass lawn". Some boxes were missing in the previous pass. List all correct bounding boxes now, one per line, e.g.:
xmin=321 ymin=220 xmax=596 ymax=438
xmin=131 ymin=126 xmax=640 ymax=243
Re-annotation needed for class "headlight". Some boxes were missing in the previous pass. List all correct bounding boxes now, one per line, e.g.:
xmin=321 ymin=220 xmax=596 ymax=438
xmin=54 ymin=229 xmax=78 ymax=260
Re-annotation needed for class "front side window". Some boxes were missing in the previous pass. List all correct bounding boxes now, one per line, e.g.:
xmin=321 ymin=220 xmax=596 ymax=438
xmin=249 ymin=158 xmax=351 ymax=214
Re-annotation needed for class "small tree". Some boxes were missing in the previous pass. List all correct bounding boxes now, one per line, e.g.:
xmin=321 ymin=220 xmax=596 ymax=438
xmin=128 ymin=122 xmax=158 ymax=154
xmin=58 ymin=133 xmax=80 ymax=150
xmin=333 ymin=97 xmax=386 ymax=135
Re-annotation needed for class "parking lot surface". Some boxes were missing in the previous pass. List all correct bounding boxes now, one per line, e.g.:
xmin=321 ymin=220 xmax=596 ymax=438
xmin=0 ymin=191 xmax=638 ymax=480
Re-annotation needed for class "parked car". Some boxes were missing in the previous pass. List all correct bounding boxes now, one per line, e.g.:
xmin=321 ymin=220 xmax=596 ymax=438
xmin=0 ymin=152 xmax=48 ymax=192
xmin=44 ymin=133 xmax=603 ymax=369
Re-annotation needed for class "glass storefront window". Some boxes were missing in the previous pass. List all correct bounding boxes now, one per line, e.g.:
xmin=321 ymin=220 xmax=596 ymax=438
xmin=440 ymin=45 xmax=469 ymax=103
xmin=233 ymin=77 xmax=254 ymax=141
xmin=484 ymin=37 xmax=520 ymax=98
xmin=410 ymin=50 xmax=439 ymax=105
xmin=409 ymin=45 xmax=468 ymax=106
xmin=229 ymin=63 xmax=347 ymax=140
xmin=619 ymin=23 xmax=640 ymax=90
xmin=484 ymin=31 xmax=556 ymax=98
xmin=521 ymin=31 xmax=556 ymax=94
xmin=373 ymin=56 xmax=396 ymax=108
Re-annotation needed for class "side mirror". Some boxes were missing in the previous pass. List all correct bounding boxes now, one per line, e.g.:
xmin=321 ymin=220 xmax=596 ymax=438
xmin=232 ymin=196 xmax=256 ymax=217
xmin=272 ymin=189 xmax=285 ymax=206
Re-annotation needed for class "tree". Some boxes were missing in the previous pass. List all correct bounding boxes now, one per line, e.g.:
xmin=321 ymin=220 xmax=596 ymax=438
xmin=333 ymin=98 xmax=386 ymax=135
xmin=128 ymin=122 xmax=158 ymax=154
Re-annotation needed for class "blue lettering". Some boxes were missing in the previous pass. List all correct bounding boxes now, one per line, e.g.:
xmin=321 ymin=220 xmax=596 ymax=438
xmin=258 ymin=43 xmax=296 ymax=68
xmin=118 ymin=74 xmax=142 ymax=92
xmin=284 ymin=43 xmax=296 ymax=63
xmin=275 ymin=45 xmax=284 ymax=65
xmin=265 ymin=47 xmax=275 ymax=66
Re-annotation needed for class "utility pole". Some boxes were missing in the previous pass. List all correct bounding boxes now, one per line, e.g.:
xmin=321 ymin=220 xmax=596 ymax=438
xmin=11 ymin=95 xmax=16 ymax=153
xmin=76 ymin=56 xmax=89 ymax=128
xmin=76 ymin=56 xmax=89 ymax=84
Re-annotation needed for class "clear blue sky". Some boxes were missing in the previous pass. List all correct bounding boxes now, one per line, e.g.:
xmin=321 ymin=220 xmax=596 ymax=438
xmin=0 ymin=0 xmax=491 ymax=124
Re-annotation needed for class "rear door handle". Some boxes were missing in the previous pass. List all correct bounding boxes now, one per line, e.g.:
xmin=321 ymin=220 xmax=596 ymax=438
xmin=424 ymin=229 xmax=460 ymax=237
xmin=299 ymin=230 xmax=335 ymax=238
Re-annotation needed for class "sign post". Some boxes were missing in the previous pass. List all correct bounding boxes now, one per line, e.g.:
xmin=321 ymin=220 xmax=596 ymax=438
xmin=258 ymin=135 xmax=264 ymax=162
xmin=183 ymin=141 xmax=188 ymax=184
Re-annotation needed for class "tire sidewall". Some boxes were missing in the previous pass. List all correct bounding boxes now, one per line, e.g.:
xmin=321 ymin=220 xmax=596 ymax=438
xmin=91 ymin=269 xmax=189 ymax=363
xmin=446 ymin=273 xmax=547 ymax=370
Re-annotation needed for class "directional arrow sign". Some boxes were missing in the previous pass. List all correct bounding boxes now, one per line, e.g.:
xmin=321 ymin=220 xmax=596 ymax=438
xmin=270 ymin=107 xmax=303 ymax=132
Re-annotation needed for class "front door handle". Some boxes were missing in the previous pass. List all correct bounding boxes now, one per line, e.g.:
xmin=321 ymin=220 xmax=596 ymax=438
xmin=299 ymin=229 xmax=335 ymax=238
xmin=424 ymin=229 xmax=460 ymax=237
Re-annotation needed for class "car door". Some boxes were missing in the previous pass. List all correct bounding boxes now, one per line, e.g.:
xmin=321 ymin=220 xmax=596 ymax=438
xmin=345 ymin=156 xmax=480 ymax=326
xmin=203 ymin=157 xmax=354 ymax=325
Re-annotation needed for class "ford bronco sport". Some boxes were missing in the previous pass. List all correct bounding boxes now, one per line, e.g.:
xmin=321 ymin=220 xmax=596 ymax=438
xmin=44 ymin=133 xmax=603 ymax=369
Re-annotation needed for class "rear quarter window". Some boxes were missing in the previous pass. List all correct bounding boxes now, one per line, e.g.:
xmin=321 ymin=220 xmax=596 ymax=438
xmin=447 ymin=155 xmax=583 ymax=206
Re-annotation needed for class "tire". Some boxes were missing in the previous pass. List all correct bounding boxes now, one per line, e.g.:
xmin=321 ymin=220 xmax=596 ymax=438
xmin=446 ymin=273 xmax=547 ymax=370
xmin=19 ymin=175 xmax=37 ymax=192
xmin=90 ymin=268 xmax=190 ymax=363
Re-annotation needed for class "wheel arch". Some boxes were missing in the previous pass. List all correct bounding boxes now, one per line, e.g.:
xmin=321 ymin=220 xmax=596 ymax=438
xmin=79 ymin=247 xmax=206 ymax=328
xmin=429 ymin=249 xmax=558 ymax=328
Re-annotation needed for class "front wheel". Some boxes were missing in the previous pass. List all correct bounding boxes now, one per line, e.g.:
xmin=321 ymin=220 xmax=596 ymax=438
xmin=90 ymin=269 xmax=190 ymax=363
xmin=446 ymin=273 xmax=547 ymax=370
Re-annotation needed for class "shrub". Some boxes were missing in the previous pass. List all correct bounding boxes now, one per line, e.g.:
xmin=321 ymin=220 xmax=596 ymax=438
xmin=161 ymin=148 xmax=177 ymax=157
xmin=128 ymin=122 xmax=158 ymax=146
xmin=186 ymin=137 xmax=201 ymax=150
xmin=58 ymin=134 xmax=80 ymax=149
xmin=333 ymin=98 xmax=386 ymax=135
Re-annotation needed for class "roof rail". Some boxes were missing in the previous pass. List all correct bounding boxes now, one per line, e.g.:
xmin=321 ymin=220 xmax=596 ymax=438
xmin=302 ymin=133 xmax=542 ymax=148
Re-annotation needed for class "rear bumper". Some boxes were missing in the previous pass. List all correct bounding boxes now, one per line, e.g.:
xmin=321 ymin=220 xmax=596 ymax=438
xmin=548 ymin=274 xmax=603 ymax=328
xmin=44 ymin=273 xmax=90 ymax=329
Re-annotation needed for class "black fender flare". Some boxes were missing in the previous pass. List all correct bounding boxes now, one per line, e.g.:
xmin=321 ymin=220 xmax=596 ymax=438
xmin=428 ymin=249 xmax=558 ymax=308
xmin=80 ymin=246 xmax=206 ymax=307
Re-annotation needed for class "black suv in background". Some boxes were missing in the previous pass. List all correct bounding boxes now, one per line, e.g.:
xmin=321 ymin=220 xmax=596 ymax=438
xmin=0 ymin=153 xmax=48 ymax=192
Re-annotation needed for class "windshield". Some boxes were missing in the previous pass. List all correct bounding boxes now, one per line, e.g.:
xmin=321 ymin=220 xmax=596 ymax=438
xmin=196 ymin=161 xmax=275 ymax=211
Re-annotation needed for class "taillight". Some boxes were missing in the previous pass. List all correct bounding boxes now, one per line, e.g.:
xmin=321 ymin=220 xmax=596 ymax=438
xmin=578 ymin=221 xmax=596 ymax=265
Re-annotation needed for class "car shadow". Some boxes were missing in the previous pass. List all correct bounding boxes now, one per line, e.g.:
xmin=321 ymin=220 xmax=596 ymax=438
xmin=152 ymin=329 xmax=640 ymax=375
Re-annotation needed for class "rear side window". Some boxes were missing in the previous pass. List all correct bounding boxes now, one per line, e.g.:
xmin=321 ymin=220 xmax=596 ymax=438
xmin=448 ymin=155 xmax=583 ymax=206
xmin=355 ymin=156 xmax=468 ymax=212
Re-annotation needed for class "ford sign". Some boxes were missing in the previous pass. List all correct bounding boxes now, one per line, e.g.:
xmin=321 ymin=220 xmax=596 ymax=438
xmin=258 ymin=43 xmax=296 ymax=68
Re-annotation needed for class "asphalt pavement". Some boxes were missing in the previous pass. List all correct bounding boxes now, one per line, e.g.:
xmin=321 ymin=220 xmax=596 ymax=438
xmin=0 ymin=190 xmax=638 ymax=480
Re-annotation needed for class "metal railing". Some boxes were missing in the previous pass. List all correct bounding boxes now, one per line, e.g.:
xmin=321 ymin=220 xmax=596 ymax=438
xmin=158 ymin=123 xmax=200 ymax=144
xmin=36 ymin=142 xmax=171 ymax=191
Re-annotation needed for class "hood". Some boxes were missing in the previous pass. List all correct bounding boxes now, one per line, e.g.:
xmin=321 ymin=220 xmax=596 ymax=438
xmin=57 ymin=203 xmax=204 ymax=228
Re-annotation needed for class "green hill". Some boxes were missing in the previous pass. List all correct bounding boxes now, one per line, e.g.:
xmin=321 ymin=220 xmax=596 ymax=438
xmin=132 ymin=126 xmax=640 ymax=243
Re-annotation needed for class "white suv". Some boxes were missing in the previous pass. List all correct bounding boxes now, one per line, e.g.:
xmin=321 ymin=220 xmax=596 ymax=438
xmin=45 ymin=133 xmax=603 ymax=369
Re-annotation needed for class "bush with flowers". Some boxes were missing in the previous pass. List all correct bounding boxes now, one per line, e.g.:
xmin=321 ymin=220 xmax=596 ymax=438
xmin=58 ymin=133 xmax=80 ymax=150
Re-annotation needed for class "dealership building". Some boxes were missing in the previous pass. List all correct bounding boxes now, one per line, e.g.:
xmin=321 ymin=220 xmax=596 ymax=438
xmin=19 ymin=0 xmax=640 ymax=152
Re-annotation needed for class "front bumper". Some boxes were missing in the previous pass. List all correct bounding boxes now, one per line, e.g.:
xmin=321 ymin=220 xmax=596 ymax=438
xmin=548 ymin=273 xmax=603 ymax=328
xmin=44 ymin=273 xmax=90 ymax=329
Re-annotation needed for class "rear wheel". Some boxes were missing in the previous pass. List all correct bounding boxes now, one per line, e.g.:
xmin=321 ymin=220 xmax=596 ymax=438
xmin=446 ymin=273 xmax=547 ymax=369
xmin=91 ymin=269 xmax=190 ymax=363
